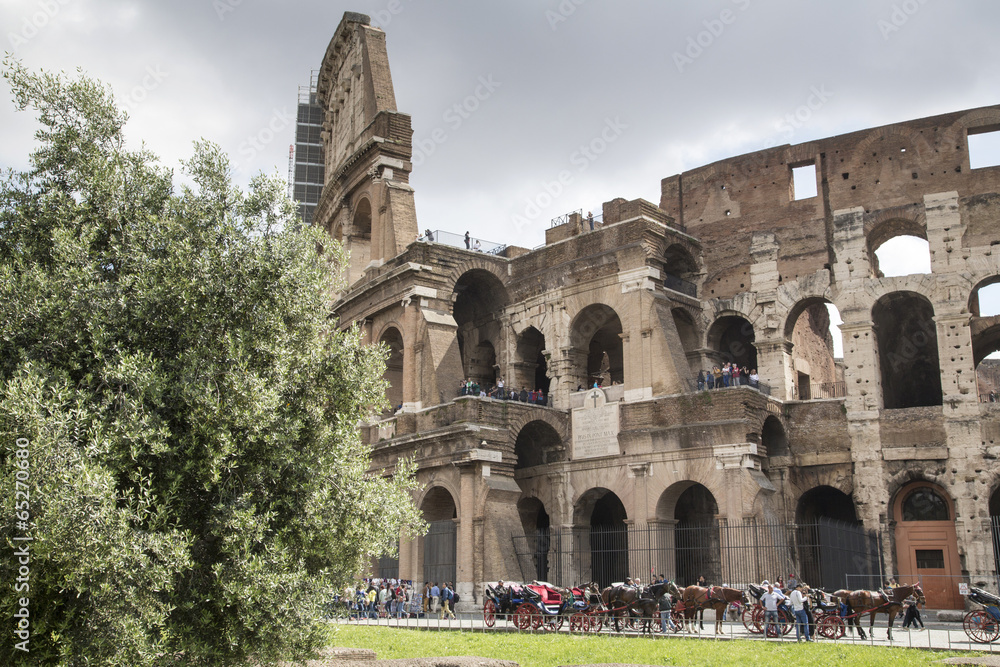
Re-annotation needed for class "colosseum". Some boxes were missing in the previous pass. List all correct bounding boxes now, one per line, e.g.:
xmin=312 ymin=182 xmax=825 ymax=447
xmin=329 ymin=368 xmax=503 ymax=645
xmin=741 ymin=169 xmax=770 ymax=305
xmin=310 ymin=12 xmax=1000 ymax=610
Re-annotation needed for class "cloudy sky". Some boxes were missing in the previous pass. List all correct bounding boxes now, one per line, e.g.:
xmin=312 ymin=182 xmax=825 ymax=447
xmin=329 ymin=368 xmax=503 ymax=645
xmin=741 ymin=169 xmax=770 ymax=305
xmin=2 ymin=0 xmax=999 ymax=330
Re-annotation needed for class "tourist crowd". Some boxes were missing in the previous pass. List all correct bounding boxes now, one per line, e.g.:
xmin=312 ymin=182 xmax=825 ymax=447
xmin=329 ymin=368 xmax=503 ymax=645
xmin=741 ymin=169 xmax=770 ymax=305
xmin=337 ymin=579 xmax=462 ymax=620
xmin=697 ymin=363 xmax=758 ymax=390
xmin=458 ymin=377 xmax=550 ymax=406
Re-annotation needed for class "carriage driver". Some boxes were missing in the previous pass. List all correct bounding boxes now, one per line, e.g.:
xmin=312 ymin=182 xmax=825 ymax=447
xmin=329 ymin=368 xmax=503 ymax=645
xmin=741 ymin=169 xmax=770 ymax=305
xmin=761 ymin=584 xmax=783 ymax=638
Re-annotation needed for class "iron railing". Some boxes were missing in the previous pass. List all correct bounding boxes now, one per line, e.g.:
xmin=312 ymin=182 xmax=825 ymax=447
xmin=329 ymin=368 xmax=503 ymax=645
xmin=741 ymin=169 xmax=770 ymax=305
xmin=663 ymin=273 xmax=697 ymax=298
xmin=512 ymin=518 xmax=881 ymax=591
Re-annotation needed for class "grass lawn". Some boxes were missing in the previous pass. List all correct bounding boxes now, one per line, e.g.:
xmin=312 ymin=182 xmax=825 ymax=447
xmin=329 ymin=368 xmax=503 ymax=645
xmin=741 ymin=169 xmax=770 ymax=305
xmin=325 ymin=625 xmax=979 ymax=667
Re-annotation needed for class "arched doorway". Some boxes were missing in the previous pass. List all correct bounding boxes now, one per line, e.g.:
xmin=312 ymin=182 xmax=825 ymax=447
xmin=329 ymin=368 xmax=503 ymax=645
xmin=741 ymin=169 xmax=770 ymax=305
xmin=421 ymin=487 xmax=457 ymax=588
xmin=571 ymin=305 xmax=624 ymax=389
xmin=577 ymin=488 xmax=628 ymax=587
xmin=784 ymin=298 xmax=844 ymax=400
xmin=893 ymin=482 xmax=963 ymax=609
xmin=762 ymin=416 xmax=789 ymax=458
xmin=514 ymin=421 xmax=564 ymax=470
xmin=514 ymin=326 xmax=550 ymax=394
xmin=873 ymin=292 xmax=942 ymax=409
xmin=673 ymin=483 xmax=721 ymax=587
xmin=707 ymin=315 xmax=757 ymax=372
xmin=517 ymin=497 xmax=552 ymax=582
xmin=453 ymin=270 xmax=508 ymax=390
xmin=379 ymin=327 xmax=404 ymax=415
xmin=794 ymin=487 xmax=874 ymax=591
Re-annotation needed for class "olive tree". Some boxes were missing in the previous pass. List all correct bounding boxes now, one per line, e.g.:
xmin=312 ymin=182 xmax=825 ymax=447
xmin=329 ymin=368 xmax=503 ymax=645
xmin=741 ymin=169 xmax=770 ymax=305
xmin=0 ymin=61 xmax=423 ymax=666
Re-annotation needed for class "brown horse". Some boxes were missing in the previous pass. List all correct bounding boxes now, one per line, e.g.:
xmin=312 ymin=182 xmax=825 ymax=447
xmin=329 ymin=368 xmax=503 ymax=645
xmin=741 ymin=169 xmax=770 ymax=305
xmin=666 ymin=582 xmax=745 ymax=634
xmin=832 ymin=583 xmax=924 ymax=640
xmin=601 ymin=583 xmax=641 ymax=631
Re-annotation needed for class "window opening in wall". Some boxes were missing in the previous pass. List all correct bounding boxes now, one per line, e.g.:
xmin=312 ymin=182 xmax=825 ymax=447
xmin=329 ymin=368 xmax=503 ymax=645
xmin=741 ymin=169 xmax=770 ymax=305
xmin=791 ymin=163 xmax=817 ymax=200
xmin=978 ymin=283 xmax=1000 ymax=317
xmin=873 ymin=236 xmax=931 ymax=277
xmin=969 ymin=127 xmax=1000 ymax=169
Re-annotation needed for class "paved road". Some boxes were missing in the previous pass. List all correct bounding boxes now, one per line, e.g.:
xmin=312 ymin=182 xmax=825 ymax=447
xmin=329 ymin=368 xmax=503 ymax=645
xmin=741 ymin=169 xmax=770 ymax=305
xmin=335 ymin=613 xmax=1000 ymax=653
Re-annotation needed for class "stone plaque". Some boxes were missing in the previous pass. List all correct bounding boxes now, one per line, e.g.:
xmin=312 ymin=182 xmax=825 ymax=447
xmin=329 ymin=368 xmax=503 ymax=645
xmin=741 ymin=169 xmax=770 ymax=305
xmin=571 ymin=389 xmax=620 ymax=459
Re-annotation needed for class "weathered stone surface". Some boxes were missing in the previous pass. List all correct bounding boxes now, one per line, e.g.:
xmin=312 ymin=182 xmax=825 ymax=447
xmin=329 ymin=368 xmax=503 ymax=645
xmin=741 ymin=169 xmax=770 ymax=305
xmin=315 ymin=12 xmax=1000 ymax=612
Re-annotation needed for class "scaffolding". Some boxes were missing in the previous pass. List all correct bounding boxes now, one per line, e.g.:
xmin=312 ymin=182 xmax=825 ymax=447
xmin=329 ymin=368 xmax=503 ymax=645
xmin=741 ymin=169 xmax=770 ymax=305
xmin=289 ymin=71 xmax=325 ymax=227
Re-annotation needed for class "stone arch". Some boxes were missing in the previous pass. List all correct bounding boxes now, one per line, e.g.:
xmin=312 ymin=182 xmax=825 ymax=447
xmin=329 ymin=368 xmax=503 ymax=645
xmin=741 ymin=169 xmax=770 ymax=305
xmin=663 ymin=243 xmax=699 ymax=296
xmin=762 ymin=416 xmax=789 ymax=458
xmin=517 ymin=496 xmax=553 ymax=582
xmin=446 ymin=257 xmax=509 ymax=294
xmin=514 ymin=420 xmax=564 ymax=470
xmin=656 ymin=481 xmax=721 ymax=586
xmin=782 ymin=296 xmax=842 ymax=400
xmin=352 ymin=196 xmax=372 ymax=239
xmin=514 ymin=325 xmax=550 ymax=394
xmin=706 ymin=313 xmax=757 ymax=370
xmin=507 ymin=409 xmax=567 ymax=448
xmin=419 ymin=485 xmax=458 ymax=588
xmin=865 ymin=212 xmax=929 ymax=279
xmin=872 ymin=291 xmax=942 ymax=409
xmin=891 ymin=480 xmax=963 ymax=609
xmin=378 ymin=325 xmax=404 ymax=415
xmin=453 ymin=269 xmax=509 ymax=389
xmin=795 ymin=486 xmax=858 ymax=523
xmin=575 ymin=488 xmax=628 ymax=587
xmin=569 ymin=304 xmax=624 ymax=388
xmin=970 ymin=274 xmax=1000 ymax=318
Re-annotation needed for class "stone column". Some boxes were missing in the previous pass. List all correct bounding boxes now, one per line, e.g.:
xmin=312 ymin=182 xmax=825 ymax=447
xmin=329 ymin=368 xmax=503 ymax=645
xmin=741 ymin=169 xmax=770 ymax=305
xmin=456 ymin=462 xmax=476 ymax=604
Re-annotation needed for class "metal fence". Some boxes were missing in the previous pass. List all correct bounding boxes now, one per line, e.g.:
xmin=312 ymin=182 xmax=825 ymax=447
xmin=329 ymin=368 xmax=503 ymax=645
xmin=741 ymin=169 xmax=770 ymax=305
xmin=512 ymin=518 xmax=881 ymax=591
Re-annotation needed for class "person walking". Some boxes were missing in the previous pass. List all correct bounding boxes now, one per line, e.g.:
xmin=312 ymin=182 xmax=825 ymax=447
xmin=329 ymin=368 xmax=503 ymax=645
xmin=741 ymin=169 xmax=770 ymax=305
xmin=901 ymin=595 xmax=925 ymax=631
xmin=659 ymin=593 xmax=677 ymax=633
xmin=790 ymin=583 xmax=812 ymax=642
xmin=429 ymin=581 xmax=441 ymax=615
xmin=440 ymin=582 xmax=457 ymax=619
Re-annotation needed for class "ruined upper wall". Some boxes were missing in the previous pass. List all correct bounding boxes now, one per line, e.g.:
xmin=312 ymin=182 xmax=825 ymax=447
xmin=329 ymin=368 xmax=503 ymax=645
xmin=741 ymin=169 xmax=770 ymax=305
xmin=660 ymin=105 xmax=1000 ymax=300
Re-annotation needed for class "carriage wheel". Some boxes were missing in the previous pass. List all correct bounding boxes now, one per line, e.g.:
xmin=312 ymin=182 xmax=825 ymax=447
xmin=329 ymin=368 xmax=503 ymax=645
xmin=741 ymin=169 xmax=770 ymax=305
xmin=512 ymin=603 xmax=536 ymax=630
xmin=751 ymin=606 xmax=765 ymax=634
xmin=544 ymin=614 xmax=564 ymax=631
xmin=590 ymin=614 xmax=604 ymax=633
xmin=743 ymin=604 xmax=761 ymax=634
xmin=570 ymin=613 xmax=585 ymax=632
xmin=483 ymin=600 xmax=497 ymax=628
xmin=817 ymin=612 xmax=845 ymax=640
xmin=778 ymin=609 xmax=794 ymax=635
xmin=964 ymin=610 xmax=1000 ymax=644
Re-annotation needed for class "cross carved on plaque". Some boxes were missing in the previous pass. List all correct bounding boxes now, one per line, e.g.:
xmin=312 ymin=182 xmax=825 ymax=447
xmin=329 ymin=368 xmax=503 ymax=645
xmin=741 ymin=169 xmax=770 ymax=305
xmin=589 ymin=390 xmax=601 ymax=408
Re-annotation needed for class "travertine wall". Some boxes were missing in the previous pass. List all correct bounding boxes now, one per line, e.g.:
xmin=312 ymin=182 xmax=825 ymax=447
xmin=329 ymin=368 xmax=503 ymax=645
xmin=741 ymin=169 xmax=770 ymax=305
xmin=317 ymin=12 xmax=1000 ymax=608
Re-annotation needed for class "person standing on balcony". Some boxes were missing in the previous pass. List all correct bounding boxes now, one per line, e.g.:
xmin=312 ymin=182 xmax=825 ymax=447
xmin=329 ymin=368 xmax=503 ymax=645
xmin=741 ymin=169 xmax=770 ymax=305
xmin=464 ymin=231 xmax=471 ymax=249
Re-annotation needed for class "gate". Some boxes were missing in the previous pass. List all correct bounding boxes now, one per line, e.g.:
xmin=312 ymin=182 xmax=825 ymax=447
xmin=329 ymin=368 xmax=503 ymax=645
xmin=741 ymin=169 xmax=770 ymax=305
xmin=424 ymin=520 xmax=456 ymax=586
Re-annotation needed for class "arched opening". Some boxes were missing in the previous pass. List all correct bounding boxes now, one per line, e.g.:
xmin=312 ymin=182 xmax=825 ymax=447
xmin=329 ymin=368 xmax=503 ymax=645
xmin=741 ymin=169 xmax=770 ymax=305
xmin=892 ymin=481 xmax=962 ymax=609
xmin=420 ymin=487 xmax=457 ymax=588
xmin=514 ymin=326 xmax=550 ymax=394
xmin=379 ymin=327 xmax=404 ymax=415
xmin=570 ymin=305 xmax=624 ymax=388
xmin=872 ymin=292 xmax=942 ymax=409
xmin=517 ymin=497 xmax=552 ymax=582
xmin=352 ymin=197 xmax=372 ymax=239
xmin=707 ymin=315 xmax=757 ymax=373
xmin=577 ymin=488 xmax=628 ymax=587
xmin=795 ymin=486 xmax=865 ymax=591
xmin=514 ymin=420 xmax=563 ymax=471
xmin=673 ymin=483 xmax=721 ymax=586
xmin=671 ymin=308 xmax=700 ymax=372
xmin=796 ymin=486 xmax=858 ymax=523
xmin=762 ymin=416 xmax=789 ymax=458
xmin=867 ymin=219 xmax=929 ymax=278
xmin=971 ymin=277 xmax=1000 ymax=403
xmin=784 ymin=298 xmax=844 ymax=400
xmin=453 ymin=270 xmax=508 ymax=391
xmin=663 ymin=243 xmax=699 ymax=297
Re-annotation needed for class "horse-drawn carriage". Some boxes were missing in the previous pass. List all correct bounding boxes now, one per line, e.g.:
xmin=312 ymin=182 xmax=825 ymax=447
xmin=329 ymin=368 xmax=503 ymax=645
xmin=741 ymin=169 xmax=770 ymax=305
xmin=964 ymin=587 xmax=1000 ymax=643
xmin=482 ymin=581 xmax=599 ymax=631
xmin=741 ymin=584 xmax=793 ymax=636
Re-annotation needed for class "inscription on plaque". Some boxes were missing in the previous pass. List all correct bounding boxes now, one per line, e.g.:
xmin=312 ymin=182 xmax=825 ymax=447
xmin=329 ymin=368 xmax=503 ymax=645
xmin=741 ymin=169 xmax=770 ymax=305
xmin=572 ymin=389 xmax=620 ymax=459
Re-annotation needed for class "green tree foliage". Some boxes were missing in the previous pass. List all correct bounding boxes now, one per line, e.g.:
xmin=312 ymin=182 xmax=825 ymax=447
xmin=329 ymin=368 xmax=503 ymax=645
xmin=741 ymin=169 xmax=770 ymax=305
xmin=0 ymin=61 xmax=424 ymax=666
